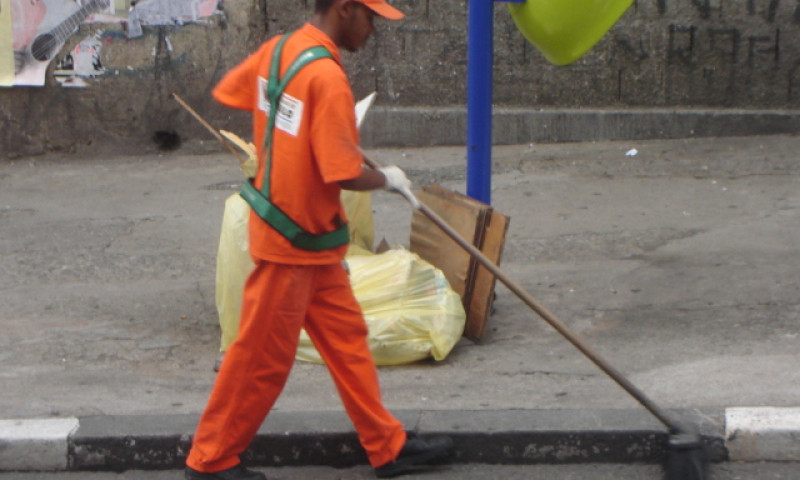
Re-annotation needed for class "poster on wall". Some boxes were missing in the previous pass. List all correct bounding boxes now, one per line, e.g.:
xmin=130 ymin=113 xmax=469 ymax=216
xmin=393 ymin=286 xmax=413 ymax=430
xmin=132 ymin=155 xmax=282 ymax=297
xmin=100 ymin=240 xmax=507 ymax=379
xmin=53 ymin=32 xmax=104 ymax=86
xmin=0 ymin=0 xmax=221 ymax=87
xmin=125 ymin=0 xmax=220 ymax=38
xmin=1 ymin=0 xmax=109 ymax=86
xmin=0 ymin=0 xmax=14 ymax=85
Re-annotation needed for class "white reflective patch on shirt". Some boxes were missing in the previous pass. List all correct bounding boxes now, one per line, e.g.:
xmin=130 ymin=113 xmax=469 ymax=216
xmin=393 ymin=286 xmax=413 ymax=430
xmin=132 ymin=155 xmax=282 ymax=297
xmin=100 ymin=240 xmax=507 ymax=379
xmin=275 ymin=93 xmax=303 ymax=136
xmin=257 ymin=76 xmax=303 ymax=137
xmin=258 ymin=76 xmax=270 ymax=114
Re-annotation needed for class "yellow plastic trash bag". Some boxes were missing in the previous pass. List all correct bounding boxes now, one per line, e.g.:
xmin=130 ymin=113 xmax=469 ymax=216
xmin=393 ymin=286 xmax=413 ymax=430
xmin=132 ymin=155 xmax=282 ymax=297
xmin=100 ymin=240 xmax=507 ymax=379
xmin=341 ymin=191 xmax=374 ymax=252
xmin=215 ymin=193 xmax=254 ymax=351
xmin=215 ymin=137 xmax=257 ymax=353
xmin=215 ymin=189 xmax=375 ymax=352
xmin=296 ymin=248 xmax=466 ymax=365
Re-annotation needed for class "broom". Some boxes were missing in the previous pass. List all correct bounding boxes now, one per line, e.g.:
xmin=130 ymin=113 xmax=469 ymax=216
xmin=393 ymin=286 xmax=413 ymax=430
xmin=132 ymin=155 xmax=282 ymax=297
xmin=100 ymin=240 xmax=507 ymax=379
xmin=360 ymin=156 xmax=708 ymax=480
xmin=172 ymin=92 xmax=707 ymax=479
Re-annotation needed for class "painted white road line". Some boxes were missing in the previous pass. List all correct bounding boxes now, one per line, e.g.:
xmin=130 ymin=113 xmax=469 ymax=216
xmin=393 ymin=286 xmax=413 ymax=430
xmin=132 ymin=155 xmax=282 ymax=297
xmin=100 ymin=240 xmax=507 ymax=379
xmin=726 ymin=407 xmax=800 ymax=461
xmin=0 ymin=418 xmax=79 ymax=471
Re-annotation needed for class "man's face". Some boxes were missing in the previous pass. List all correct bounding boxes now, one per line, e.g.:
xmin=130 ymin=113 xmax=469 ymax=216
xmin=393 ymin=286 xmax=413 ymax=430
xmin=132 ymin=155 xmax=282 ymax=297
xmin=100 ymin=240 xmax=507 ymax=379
xmin=340 ymin=1 xmax=376 ymax=52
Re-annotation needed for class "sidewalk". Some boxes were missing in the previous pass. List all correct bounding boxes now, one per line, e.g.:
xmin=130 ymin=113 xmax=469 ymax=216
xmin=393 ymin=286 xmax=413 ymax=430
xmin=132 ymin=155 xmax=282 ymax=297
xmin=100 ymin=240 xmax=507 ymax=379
xmin=1 ymin=135 xmax=798 ymax=471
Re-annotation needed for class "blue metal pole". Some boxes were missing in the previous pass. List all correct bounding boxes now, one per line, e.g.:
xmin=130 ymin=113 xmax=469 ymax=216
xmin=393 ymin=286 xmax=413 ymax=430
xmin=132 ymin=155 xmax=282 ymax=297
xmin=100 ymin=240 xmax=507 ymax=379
xmin=466 ymin=0 xmax=493 ymax=205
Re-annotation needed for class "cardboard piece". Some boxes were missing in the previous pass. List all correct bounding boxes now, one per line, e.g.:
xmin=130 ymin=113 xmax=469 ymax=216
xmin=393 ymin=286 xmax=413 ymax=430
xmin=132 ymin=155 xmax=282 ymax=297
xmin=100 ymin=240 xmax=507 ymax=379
xmin=411 ymin=185 xmax=485 ymax=299
xmin=409 ymin=184 xmax=509 ymax=341
xmin=465 ymin=209 xmax=509 ymax=339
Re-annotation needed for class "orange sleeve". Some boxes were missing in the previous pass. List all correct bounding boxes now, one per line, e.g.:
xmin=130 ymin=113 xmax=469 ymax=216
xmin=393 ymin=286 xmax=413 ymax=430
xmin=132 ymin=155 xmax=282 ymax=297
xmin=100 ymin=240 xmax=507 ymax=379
xmin=212 ymin=42 xmax=272 ymax=111
xmin=308 ymin=64 xmax=364 ymax=184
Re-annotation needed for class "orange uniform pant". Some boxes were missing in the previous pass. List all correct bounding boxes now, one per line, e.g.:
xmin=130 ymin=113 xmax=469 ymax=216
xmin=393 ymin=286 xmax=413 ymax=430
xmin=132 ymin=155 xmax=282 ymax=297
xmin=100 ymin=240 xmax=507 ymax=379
xmin=186 ymin=260 xmax=406 ymax=472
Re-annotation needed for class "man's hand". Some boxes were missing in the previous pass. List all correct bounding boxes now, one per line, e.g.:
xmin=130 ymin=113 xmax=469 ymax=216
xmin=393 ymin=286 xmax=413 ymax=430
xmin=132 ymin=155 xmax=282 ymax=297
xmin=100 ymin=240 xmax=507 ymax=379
xmin=379 ymin=165 xmax=411 ymax=192
xmin=379 ymin=165 xmax=420 ymax=208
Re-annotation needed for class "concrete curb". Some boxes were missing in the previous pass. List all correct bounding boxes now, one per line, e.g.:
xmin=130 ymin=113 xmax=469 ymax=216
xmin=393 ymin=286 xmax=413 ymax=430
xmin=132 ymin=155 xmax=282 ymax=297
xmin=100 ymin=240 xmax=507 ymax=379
xmin=0 ymin=418 xmax=79 ymax=471
xmin=3 ymin=407 xmax=800 ymax=471
xmin=0 ymin=408 xmax=739 ymax=472
xmin=725 ymin=407 xmax=800 ymax=462
xmin=5 ymin=407 xmax=800 ymax=471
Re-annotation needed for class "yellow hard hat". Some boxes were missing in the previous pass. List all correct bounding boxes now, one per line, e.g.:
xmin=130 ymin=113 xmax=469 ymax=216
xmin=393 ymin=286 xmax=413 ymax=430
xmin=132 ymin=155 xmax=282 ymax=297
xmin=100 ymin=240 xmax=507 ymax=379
xmin=508 ymin=0 xmax=634 ymax=66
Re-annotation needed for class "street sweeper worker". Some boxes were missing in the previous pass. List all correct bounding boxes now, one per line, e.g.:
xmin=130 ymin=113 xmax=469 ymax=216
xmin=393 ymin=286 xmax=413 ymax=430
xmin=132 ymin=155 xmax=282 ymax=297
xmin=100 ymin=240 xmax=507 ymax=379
xmin=183 ymin=0 xmax=453 ymax=479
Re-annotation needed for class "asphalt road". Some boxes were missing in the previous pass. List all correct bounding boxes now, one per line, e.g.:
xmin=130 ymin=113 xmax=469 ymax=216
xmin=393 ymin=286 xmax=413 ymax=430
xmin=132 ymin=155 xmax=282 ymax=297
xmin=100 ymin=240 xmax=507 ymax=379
xmin=2 ymin=136 xmax=799 ymax=475
xmin=0 ymin=463 xmax=798 ymax=480
xmin=3 ymin=136 xmax=799 ymax=420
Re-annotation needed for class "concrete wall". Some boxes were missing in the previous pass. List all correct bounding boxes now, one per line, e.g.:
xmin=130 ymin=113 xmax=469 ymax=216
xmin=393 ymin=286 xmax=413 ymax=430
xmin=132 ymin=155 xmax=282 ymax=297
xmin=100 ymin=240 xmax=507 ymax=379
xmin=1 ymin=0 xmax=799 ymax=157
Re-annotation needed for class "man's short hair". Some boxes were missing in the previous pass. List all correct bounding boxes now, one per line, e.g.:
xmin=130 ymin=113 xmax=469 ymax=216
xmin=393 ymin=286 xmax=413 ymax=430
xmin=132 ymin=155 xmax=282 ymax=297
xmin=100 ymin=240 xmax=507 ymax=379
xmin=315 ymin=0 xmax=337 ymax=13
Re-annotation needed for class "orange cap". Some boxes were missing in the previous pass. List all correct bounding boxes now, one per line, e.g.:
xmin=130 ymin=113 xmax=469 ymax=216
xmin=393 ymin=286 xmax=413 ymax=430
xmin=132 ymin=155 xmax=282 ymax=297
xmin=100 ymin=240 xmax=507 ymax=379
xmin=355 ymin=0 xmax=404 ymax=20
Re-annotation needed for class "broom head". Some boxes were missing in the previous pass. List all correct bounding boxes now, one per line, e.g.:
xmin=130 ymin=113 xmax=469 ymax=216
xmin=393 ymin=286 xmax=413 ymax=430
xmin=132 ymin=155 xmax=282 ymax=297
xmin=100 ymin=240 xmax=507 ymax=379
xmin=664 ymin=432 xmax=708 ymax=480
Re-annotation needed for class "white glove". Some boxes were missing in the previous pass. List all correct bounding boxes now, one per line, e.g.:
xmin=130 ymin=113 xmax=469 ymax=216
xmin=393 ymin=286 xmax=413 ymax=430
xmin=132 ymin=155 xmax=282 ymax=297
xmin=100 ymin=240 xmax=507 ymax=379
xmin=379 ymin=165 xmax=420 ymax=209
xmin=379 ymin=165 xmax=411 ymax=192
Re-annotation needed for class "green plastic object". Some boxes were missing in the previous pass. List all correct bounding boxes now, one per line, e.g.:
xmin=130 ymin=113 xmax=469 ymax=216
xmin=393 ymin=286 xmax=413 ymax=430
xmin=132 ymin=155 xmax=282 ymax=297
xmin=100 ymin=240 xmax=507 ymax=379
xmin=508 ymin=0 xmax=634 ymax=66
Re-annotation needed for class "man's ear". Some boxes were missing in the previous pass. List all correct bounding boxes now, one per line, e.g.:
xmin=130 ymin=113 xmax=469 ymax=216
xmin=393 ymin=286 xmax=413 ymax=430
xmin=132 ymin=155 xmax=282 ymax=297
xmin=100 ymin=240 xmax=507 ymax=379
xmin=336 ymin=0 xmax=355 ymax=18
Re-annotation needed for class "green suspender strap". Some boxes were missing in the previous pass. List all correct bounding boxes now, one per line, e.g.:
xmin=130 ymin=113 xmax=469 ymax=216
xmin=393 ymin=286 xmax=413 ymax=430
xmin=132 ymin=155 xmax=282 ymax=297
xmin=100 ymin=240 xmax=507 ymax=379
xmin=240 ymin=32 xmax=350 ymax=252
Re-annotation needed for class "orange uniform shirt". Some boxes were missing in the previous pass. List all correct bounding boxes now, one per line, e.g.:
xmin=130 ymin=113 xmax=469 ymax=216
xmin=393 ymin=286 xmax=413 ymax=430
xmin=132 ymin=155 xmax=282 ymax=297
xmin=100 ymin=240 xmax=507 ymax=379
xmin=213 ymin=23 xmax=364 ymax=265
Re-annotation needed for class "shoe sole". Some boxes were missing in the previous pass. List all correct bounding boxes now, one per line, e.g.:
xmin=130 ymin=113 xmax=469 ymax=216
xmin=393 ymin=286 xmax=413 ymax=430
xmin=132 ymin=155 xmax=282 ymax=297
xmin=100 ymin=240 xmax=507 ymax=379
xmin=375 ymin=443 xmax=453 ymax=478
xmin=185 ymin=467 xmax=266 ymax=480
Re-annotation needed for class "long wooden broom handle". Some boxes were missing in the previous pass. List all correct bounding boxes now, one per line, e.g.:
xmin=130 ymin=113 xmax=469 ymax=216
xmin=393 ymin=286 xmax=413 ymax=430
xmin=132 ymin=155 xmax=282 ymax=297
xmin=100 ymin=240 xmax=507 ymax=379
xmin=172 ymin=93 xmax=247 ymax=165
xmin=362 ymin=152 xmax=682 ymax=433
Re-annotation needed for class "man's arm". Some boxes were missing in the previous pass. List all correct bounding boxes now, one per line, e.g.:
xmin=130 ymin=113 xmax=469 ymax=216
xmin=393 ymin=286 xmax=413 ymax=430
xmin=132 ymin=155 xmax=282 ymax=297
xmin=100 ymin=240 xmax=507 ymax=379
xmin=338 ymin=167 xmax=385 ymax=191
xmin=338 ymin=164 xmax=418 ymax=208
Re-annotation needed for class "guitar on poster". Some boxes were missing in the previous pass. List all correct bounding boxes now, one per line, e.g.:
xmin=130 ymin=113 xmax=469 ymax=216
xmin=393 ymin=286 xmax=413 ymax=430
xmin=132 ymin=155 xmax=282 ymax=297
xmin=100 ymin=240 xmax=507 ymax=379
xmin=13 ymin=0 xmax=109 ymax=85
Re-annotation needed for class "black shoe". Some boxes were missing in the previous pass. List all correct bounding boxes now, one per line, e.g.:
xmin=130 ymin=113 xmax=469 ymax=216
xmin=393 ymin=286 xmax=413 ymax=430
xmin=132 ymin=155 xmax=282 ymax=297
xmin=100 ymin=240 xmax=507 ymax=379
xmin=185 ymin=464 xmax=266 ymax=480
xmin=374 ymin=432 xmax=454 ymax=478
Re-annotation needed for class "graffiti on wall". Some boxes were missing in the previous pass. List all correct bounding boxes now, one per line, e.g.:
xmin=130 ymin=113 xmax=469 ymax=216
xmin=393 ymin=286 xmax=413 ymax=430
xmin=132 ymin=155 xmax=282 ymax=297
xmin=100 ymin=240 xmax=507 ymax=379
xmin=619 ymin=0 xmax=798 ymax=105
xmin=495 ymin=0 xmax=800 ymax=106
xmin=0 ymin=0 xmax=220 ymax=87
